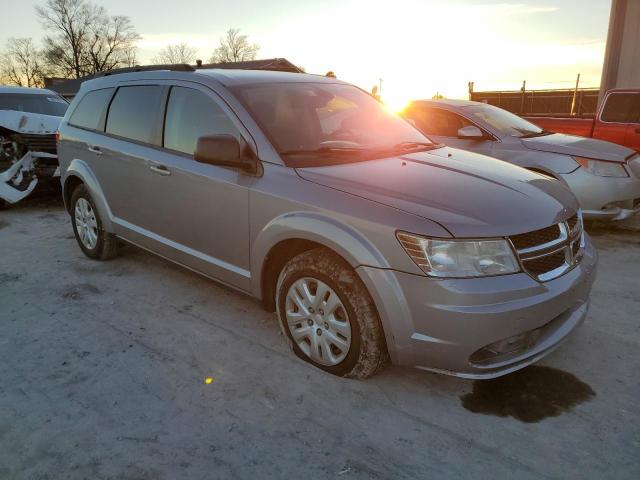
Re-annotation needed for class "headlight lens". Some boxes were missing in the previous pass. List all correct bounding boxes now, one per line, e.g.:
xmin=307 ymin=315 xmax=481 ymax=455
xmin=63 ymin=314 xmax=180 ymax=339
xmin=574 ymin=156 xmax=628 ymax=178
xmin=397 ymin=232 xmax=520 ymax=278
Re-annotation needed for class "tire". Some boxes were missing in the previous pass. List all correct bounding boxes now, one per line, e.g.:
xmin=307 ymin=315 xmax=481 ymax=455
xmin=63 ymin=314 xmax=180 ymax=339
xmin=276 ymin=247 xmax=389 ymax=379
xmin=70 ymin=184 xmax=119 ymax=260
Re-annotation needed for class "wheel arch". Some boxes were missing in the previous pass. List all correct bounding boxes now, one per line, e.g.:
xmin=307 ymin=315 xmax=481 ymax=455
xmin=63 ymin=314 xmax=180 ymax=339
xmin=253 ymin=212 xmax=391 ymax=311
xmin=62 ymin=159 xmax=114 ymax=231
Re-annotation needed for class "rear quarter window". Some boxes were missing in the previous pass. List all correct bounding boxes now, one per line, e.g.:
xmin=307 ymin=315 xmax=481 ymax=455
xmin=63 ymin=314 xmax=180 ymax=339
xmin=68 ymin=88 xmax=114 ymax=131
xmin=105 ymin=86 xmax=164 ymax=145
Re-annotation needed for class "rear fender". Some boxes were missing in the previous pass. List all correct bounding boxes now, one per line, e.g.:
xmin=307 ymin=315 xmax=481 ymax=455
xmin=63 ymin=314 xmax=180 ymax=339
xmin=63 ymin=158 xmax=114 ymax=232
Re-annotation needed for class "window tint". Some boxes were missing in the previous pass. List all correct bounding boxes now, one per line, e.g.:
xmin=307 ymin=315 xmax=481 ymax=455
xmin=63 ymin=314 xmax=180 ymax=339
xmin=68 ymin=88 xmax=113 ymax=130
xmin=0 ymin=93 xmax=68 ymax=116
xmin=601 ymin=93 xmax=639 ymax=123
xmin=164 ymin=87 xmax=240 ymax=155
xmin=106 ymin=86 xmax=164 ymax=144
xmin=406 ymin=106 xmax=473 ymax=137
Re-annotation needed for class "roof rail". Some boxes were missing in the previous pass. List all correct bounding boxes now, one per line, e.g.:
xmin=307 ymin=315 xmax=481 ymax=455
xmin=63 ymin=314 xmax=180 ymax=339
xmin=93 ymin=64 xmax=195 ymax=78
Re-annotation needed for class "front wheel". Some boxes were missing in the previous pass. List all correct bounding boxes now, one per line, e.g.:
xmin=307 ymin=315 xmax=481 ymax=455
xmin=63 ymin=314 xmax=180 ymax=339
xmin=276 ymin=248 xmax=388 ymax=379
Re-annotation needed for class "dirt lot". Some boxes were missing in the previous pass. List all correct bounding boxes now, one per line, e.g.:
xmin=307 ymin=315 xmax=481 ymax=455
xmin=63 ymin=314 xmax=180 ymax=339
xmin=1 ymin=197 xmax=639 ymax=480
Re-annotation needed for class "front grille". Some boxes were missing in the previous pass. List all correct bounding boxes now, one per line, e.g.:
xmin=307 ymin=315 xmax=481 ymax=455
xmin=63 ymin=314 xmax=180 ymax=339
xmin=572 ymin=241 xmax=580 ymax=258
xmin=17 ymin=133 xmax=57 ymax=154
xmin=510 ymin=224 xmax=561 ymax=250
xmin=509 ymin=213 xmax=584 ymax=281
xmin=522 ymin=250 xmax=566 ymax=276
xmin=566 ymin=213 xmax=579 ymax=233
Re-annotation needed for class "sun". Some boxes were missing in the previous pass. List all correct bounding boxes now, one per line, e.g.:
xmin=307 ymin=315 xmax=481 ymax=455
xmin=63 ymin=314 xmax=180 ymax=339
xmin=380 ymin=93 xmax=411 ymax=114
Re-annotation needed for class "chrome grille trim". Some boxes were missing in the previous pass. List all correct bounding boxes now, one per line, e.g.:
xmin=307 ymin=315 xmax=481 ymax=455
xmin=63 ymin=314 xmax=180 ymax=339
xmin=509 ymin=212 xmax=584 ymax=282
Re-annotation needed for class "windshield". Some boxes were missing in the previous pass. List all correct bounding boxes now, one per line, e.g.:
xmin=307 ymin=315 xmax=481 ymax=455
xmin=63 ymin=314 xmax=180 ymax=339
xmin=0 ymin=93 xmax=69 ymax=117
xmin=232 ymin=82 xmax=434 ymax=164
xmin=465 ymin=104 xmax=546 ymax=138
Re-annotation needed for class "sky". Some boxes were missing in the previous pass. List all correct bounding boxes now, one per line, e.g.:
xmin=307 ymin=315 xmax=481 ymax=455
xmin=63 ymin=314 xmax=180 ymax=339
xmin=1 ymin=0 xmax=612 ymax=108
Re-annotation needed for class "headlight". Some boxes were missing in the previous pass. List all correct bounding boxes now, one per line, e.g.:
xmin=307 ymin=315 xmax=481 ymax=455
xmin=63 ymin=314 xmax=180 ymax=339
xmin=574 ymin=156 xmax=628 ymax=178
xmin=396 ymin=232 xmax=520 ymax=278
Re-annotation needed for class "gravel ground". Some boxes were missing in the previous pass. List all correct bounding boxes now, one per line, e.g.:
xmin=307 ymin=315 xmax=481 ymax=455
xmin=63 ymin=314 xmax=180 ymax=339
xmin=1 ymin=197 xmax=639 ymax=480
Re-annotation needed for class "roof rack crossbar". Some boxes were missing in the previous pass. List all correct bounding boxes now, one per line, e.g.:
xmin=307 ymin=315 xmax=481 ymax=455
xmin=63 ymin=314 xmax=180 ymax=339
xmin=94 ymin=64 xmax=195 ymax=77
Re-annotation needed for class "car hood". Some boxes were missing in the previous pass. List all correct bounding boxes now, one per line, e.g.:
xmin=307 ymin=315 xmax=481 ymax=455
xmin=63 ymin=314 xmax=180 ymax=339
xmin=295 ymin=147 xmax=578 ymax=238
xmin=0 ymin=110 xmax=61 ymax=135
xmin=521 ymin=132 xmax=634 ymax=162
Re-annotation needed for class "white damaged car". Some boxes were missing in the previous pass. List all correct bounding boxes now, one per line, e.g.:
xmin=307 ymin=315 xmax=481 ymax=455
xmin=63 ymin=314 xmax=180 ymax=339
xmin=0 ymin=86 xmax=68 ymax=204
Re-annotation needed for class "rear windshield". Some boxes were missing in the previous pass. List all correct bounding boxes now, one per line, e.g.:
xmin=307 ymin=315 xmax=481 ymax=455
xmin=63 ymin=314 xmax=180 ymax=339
xmin=231 ymin=82 xmax=432 ymax=165
xmin=0 ymin=93 xmax=68 ymax=117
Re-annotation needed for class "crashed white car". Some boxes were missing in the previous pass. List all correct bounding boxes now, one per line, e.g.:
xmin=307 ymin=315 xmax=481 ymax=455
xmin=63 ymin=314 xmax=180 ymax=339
xmin=0 ymin=86 xmax=67 ymax=204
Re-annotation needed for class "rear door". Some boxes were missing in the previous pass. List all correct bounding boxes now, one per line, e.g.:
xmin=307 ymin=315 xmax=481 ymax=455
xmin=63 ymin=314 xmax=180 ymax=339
xmin=97 ymin=84 xmax=166 ymax=231
xmin=404 ymin=105 xmax=494 ymax=156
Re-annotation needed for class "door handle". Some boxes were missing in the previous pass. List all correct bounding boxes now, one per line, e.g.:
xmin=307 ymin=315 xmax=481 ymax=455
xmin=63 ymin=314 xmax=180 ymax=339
xmin=149 ymin=164 xmax=171 ymax=176
xmin=87 ymin=145 xmax=103 ymax=155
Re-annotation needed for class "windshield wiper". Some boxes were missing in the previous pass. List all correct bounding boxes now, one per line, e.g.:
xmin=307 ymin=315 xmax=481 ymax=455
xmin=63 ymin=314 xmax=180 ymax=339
xmin=518 ymin=130 xmax=554 ymax=138
xmin=389 ymin=141 xmax=440 ymax=152
xmin=279 ymin=146 xmax=367 ymax=157
xmin=280 ymin=141 xmax=440 ymax=160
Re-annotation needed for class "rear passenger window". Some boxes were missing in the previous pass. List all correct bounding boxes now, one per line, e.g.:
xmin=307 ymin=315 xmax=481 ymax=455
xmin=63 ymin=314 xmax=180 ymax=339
xmin=164 ymin=87 xmax=240 ymax=155
xmin=601 ymin=93 xmax=639 ymax=123
xmin=106 ymin=86 xmax=164 ymax=144
xmin=68 ymin=88 xmax=113 ymax=131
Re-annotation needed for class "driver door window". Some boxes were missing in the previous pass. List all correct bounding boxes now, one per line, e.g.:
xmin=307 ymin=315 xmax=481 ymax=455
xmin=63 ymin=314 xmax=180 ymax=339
xmin=408 ymin=107 xmax=473 ymax=137
xmin=164 ymin=86 xmax=241 ymax=155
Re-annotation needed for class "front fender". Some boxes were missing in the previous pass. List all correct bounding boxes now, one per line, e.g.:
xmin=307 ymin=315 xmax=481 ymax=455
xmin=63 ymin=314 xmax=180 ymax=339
xmin=250 ymin=211 xmax=391 ymax=296
xmin=62 ymin=158 xmax=114 ymax=232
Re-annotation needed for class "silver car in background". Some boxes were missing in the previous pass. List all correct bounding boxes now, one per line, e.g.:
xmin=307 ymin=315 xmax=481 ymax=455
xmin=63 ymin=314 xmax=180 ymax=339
xmin=57 ymin=69 xmax=597 ymax=379
xmin=403 ymin=99 xmax=640 ymax=221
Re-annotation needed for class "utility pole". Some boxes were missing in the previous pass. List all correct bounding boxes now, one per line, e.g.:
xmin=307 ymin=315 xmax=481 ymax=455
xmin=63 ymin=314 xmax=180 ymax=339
xmin=379 ymin=78 xmax=383 ymax=95
xmin=570 ymin=73 xmax=581 ymax=117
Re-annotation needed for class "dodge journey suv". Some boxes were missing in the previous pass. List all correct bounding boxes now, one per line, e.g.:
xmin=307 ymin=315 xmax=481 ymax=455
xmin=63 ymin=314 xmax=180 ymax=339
xmin=57 ymin=66 xmax=597 ymax=379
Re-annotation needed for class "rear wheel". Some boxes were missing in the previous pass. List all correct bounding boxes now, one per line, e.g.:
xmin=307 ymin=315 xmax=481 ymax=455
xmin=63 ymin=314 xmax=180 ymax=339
xmin=70 ymin=184 xmax=119 ymax=260
xmin=276 ymin=248 xmax=388 ymax=379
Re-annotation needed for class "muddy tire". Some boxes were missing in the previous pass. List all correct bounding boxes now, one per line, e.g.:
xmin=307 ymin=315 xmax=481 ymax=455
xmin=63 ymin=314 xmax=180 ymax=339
xmin=276 ymin=248 xmax=389 ymax=379
xmin=70 ymin=184 xmax=119 ymax=260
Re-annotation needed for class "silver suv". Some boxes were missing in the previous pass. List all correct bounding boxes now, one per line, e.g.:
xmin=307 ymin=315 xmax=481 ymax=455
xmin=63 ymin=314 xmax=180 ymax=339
xmin=57 ymin=67 xmax=597 ymax=379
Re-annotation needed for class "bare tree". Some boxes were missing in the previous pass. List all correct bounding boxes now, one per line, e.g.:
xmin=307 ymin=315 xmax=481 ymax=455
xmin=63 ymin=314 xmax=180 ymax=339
xmin=152 ymin=42 xmax=197 ymax=65
xmin=0 ymin=38 xmax=46 ymax=87
xmin=209 ymin=28 xmax=259 ymax=63
xmin=36 ymin=0 xmax=139 ymax=78
xmin=85 ymin=13 xmax=140 ymax=73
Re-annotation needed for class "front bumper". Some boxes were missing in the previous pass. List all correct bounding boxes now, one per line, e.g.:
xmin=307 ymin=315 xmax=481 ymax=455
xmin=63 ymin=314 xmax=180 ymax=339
xmin=357 ymin=235 xmax=598 ymax=378
xmin=561 ymin=167 xmax=640 ymax=221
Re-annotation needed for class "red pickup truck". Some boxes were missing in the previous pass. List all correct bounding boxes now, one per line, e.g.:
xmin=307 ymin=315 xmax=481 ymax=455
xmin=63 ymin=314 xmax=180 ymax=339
xmin=524 ymin=89 xmax=640 ymax=152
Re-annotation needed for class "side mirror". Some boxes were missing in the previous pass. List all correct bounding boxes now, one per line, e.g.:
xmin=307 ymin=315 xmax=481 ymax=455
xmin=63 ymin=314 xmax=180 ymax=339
xmin=458 ymin=125 xmax=485 ymax=140
xmin=194 ymin=134 xmax=257 ymax=173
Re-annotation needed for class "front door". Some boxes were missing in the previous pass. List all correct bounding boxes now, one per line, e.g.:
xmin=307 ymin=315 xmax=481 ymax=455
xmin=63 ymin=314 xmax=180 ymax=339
xmin=140 ymin=84 xmax=253 ymax=290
